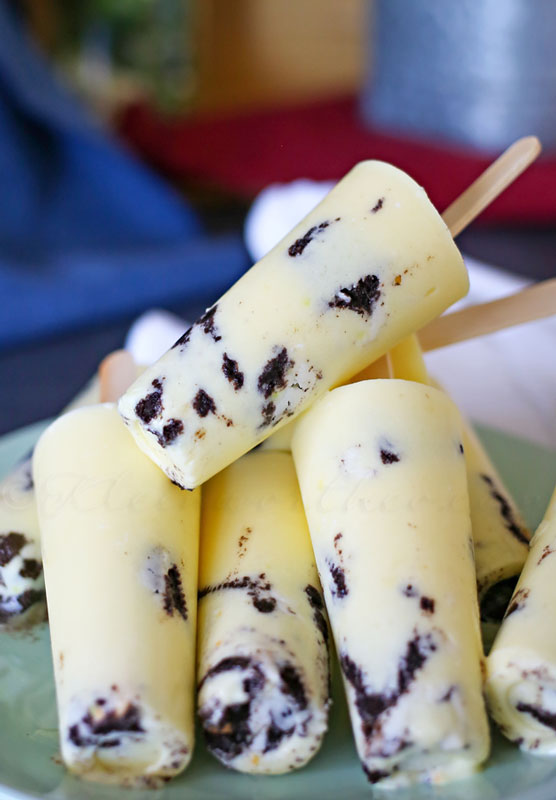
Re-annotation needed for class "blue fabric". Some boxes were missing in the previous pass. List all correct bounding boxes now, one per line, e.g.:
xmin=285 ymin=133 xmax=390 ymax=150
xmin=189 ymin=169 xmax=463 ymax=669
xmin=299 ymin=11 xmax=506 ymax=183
xmin=0 ymin=3 xmax=249 ymax=349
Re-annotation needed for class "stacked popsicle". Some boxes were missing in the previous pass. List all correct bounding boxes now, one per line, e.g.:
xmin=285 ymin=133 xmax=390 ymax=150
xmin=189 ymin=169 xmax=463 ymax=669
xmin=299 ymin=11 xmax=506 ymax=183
xmin=8 ymin=152 xmax=549 ymax=789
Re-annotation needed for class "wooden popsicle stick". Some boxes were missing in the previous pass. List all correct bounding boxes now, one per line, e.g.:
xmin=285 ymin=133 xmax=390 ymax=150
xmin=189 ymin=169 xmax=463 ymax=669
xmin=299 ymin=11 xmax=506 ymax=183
xmin=413 ymin=136 xmax=548 ymax=351
xmin=98 ymin=350 xmax=137 ymax=403
xmin=441 ymin=136 xmax=542 ymax=238
xmin=419 ymin=278 xmax=556 ymax=352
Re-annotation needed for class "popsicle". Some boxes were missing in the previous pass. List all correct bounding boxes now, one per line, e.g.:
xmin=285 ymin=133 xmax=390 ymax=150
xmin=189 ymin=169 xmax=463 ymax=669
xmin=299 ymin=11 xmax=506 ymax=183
xmin=387 ymin=335 xmax=530 ymax=624
xmin=292 ymin=379 xmax=490 ymax=787
xmin=118 ymin=160 xmax=468 ymax=489
xmin=485 ymin=486 xmax=556 ymax=754
xmin=197 ymin=450 xmax=330 ymax=773
xmin=33 ymin=396 xmax=200 ymax=785
xmin=0 ymin=376 xmax=100 ymax=628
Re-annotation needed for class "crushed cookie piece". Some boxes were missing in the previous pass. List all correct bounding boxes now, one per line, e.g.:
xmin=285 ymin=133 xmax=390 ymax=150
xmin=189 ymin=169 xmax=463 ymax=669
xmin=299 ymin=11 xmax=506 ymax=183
xmin=193 ymin=389 xmax=217 ymax=417
xmin=288 ymin=220 xmax=333 ymax=257
xmin=340 ymin=632 xmax=436 ymax=741
xmin=260 ymin=401 xmax=276 ymax=427
xmin=327 ymin=560 xmax=348 ymax=598
xmin=329 ymin=275 xmax=381 ymax=317
xmin=371 ymin=197 xmax=385 ymax=214
xmin=222 ymin=353 xmax=244 ymax=390
xmin=305 ymin=585 xmax=329 ymax=644
xmin=516 ymin=702 xmax=556 ymax=731
xmin=163 ymin=565 xmax=188 ymax=620
xmin=198 ymin=305 xmax=222 ymax=342
xmin=380 ymin=448 xmax=400 ymax=465
xmin=0 ymin=532 xmax=27 ymax=566
xmin=257 ymin=347 xmax=294 ymax=399
xmin=156 ymin=419 xmax=184 ymax=447
xmin=19 ymin=559 xmax=42 ymax=580
xmin=420 ymin=596 xmax=435 ymax=614
xmin=481 ymin=474 xmax=529 ymax=545
xmin=172 ymin=326 xmax=192 ymax=349
xmin=505 ymin=587 xmax=529 ymax=618
xmin=199 ymin=574 xmax=276 ymax=614
xmin=135 ymin=379 xmax=163 ymax=423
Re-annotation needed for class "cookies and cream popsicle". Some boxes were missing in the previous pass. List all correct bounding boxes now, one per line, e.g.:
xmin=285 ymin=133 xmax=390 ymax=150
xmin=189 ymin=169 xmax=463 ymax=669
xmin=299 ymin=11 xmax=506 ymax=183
xmin=118 ymin=161 xmax=468 ymax=489
xmin=0 ymin=376 xmax=100 ymax=628
xmin=485 ymin=486 xmax=556 ymax=754
xmin=197 ymin=450 xmax=330 ymax=774
xmin=387 ymin=335 xmax=530 ymax=623
xmin=33 ymin=404 xmax=200 ymax=787
xmin=292 ymin=380 xmax=490 ymax=787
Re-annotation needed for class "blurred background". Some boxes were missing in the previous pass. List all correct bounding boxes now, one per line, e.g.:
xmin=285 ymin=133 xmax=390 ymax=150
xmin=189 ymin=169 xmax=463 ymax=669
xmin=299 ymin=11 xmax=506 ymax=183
xmin=1 ymin=0 xmax=555 ymax=436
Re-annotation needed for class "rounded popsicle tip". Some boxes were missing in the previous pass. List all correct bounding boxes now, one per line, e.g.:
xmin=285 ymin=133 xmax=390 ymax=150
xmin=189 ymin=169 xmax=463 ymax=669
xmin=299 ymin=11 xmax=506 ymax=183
xmin=198 ymin=647 xmax=329 ymax=774
xmin=485 ymin=649 xmax=556 ymax=756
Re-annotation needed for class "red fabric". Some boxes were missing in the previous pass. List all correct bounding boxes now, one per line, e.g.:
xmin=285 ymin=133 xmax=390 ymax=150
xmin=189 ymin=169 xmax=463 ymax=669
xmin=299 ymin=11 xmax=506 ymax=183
xmin=118 ymin=94 xmax=556 ymax=223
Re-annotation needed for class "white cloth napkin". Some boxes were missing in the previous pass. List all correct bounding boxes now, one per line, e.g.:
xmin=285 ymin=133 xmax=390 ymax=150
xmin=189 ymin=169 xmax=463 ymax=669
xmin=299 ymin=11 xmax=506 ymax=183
xmin=126 ymin=180 xmax=556 ymax=449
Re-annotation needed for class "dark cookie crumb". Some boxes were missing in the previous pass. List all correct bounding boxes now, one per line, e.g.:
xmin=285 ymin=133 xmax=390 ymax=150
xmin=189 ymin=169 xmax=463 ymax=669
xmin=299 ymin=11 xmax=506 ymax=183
xmin=200 ymin=658 xmax=265 ymax=760
xmin=313 ymin=607 xmax=329 ymax=645
xmin=198 ymin=305 xmax=222 ymax=342
xmin=171 ymin=305 xmax=221 ymax=349
xmin=420 ymin=596 xmax=435 ymax=614
xmin=0 ymin=588 xmax=45 ymax=623
xmin=371 ymin=197 xmax=384 ymax=214
xmin=200 ymin=656 xmax=253 ymax=689
xmin=329 ymin=275 xmax=381 ymax=318
xmin=0 ymin=532 xmax=27 ymax=566
xmin=481 ymin=474 xmax=529 ymax=545
xmin=459 ymin=442 xmax=465 ymax=455
xmin=257 ymin=348 xmax=294 ymax=399
xmin=305 ymin=584 xmax=324 ymax=609
xmin=380 ymin=447 xmax=400 ymax=465
xmin=363 ymin=766 xmax=391 ymax=784
xmin=135 ymin=379 xmax=163 ymax=424
xmin=69 ymin=703 xmax=144 ymax=748
xmin=193 ymin=389 xmax=217 ymax=417
xmin=538 ymin=545 xmax=554 ymax=565
xmin=253 ymin=596 xmax=277 ymax=613
xmin=333 ymin=532 xmax=343 ymax=554
xmin=260 ymin=401 xmax=276 ymax=427
xmin=222 ymin=353 xmax=244 ymax=391
xmin=238 ymin=528 xmax=252 ymax=557
xmin=305 ymin=584 xmax=329 ymax=644
xmin=327 ymin=560 xmax=348 ymax=598
xmin=199 ymin=574 xmax=276 ymax=615
xmin=504 ymin=587 xmax=529 ymax=618
xmin=516 ymin=702 xmax=556 ymax=731
xmin=163 ymin=565 xmax=188 ymax=620
xmin=402 ymin=584 xmax=418 ymax=598
xmin=288 ymin=219 xmax=338 ymax=257
xmin=172 ymin=326 xmax=192 ymax=349
xmin=156 ymin=419 xmax=184 ymax=447
xmin=340 ymin=632 xmax=436 ymax=740
xmin=19 ymin=559 xmax=42 ymax=580
xmin=264 ymin=721 xmax=294 ymax=753
xmin=440 ymin=686 xmax=456 ymax=703
xmin=279 ymin=664 xmax=308 ymax=710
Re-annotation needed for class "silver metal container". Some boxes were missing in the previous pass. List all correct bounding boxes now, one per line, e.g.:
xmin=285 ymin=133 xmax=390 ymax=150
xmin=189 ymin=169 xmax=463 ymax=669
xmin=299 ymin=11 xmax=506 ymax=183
xmin=362 ymin=0 xmax=556 ymax=152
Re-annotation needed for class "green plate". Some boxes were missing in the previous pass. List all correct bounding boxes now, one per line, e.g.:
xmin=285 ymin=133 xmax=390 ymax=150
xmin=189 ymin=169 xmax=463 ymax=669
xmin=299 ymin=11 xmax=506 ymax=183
xmin=1 ymin=421 xmax=555 ymax=800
